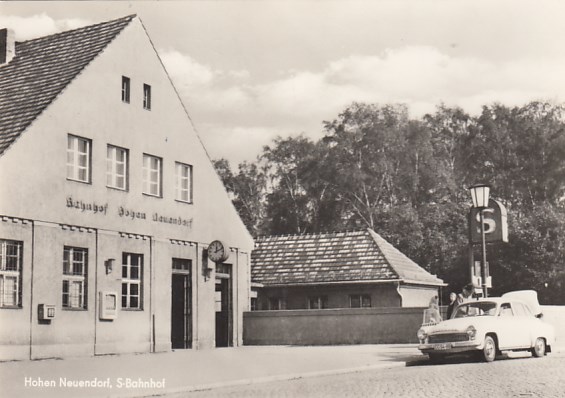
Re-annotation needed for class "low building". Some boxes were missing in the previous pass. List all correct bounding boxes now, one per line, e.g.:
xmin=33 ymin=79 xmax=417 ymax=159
xmin=251 ymin=228 xmax=444 ymax=310
xmin=0 ymin=15 xmax=253 ymax=361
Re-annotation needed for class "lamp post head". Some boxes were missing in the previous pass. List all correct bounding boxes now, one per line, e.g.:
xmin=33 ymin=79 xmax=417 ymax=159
xmin=468 ymin=183 xmax=491 ymax=208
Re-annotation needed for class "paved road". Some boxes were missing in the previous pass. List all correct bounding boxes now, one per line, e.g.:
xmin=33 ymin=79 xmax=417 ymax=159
xmin=167 ymin=353 xmax=565 ymax=398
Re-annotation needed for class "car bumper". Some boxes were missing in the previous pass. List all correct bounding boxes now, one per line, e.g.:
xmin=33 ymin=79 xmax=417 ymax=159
xmin=419 ymin=340 xmax=482 ymax=355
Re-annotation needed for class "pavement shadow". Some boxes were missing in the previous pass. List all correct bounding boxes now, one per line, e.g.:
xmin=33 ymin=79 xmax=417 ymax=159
xmin=405 ymin=351 xmax=533 ymax=367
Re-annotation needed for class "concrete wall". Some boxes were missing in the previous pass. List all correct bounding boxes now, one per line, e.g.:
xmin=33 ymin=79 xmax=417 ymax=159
xmin=541 ymin=306 xmax=565 ymax=348
xmin=243 ymin=307 xmax=424 ymax=345
xmin=244 ymin=305 xmax=565 ymax=347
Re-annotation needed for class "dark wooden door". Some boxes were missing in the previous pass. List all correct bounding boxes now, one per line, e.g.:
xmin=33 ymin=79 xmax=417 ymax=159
xmin=215 ymin=276 xmax=232 ymax=347
xmin=171 ymin=273 xmax=191 ymax=349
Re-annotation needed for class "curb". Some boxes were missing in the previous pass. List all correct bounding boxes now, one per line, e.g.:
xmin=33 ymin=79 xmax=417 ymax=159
xmin=134 ymin=362 xmax=407 ymax=398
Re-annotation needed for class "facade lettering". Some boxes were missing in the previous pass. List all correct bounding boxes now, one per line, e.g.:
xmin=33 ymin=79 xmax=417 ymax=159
xmin=153 ymin=212 xmax=193 ymax=228
xmin=66 ymin=197 xmax=108 ymax=215
xmin=66 ymin=198 xmax=191 ymax=228
xmin=118 ymin=206 xmax=147 ymax=220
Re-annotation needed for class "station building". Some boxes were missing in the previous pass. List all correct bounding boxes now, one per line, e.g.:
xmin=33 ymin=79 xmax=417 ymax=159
xmin=0 ymin=15 xmax=254 ymax=360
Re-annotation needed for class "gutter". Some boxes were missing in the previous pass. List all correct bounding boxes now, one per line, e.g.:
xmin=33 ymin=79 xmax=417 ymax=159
xmin=258 ymin=278 xmax=446 ymax=288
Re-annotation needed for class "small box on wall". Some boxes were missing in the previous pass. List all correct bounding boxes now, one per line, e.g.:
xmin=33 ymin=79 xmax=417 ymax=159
xmin=38 ymin=304 xmax=56 ymax=322
xmin=99 ymin=291 xmax=118 ymax=320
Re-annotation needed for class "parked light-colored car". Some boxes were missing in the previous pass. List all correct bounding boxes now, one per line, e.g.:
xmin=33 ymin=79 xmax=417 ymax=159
xmin=417 ymin=290 xmax=555 ymax=362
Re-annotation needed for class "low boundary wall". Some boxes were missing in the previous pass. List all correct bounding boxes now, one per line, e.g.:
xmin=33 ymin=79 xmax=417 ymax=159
xmin=243 ymin=307 xmax=424 ymax=345
xmin=243 ymin=306 xmax=565 ymax=346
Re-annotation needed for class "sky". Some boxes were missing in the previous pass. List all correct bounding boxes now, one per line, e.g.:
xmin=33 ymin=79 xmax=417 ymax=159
xmin=2 ymin=0 xmax=565 ymax=165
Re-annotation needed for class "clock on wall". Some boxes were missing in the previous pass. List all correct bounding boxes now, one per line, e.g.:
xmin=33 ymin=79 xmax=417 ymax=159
xmin=208 ymin=240 xmax=230 ymax=263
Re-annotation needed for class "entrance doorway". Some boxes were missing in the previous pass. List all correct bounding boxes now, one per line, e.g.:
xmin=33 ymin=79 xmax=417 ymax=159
xmin=215 ymin=263 xmax=232 ymax=347
xmin=171 ymin=259 xmax=192 ymax=349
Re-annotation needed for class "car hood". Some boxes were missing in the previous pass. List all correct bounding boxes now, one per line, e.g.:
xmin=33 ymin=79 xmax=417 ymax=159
xmin=425 ymin=316 xmax=495 ymax=334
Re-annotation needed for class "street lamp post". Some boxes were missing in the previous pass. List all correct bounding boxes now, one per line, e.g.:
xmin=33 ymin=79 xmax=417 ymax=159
xmin=468 ymin=183 xmax=491 ymax=298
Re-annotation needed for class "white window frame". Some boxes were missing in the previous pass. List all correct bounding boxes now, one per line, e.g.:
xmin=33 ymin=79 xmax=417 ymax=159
xmin=106 ymin=145 xmax=128 ymax=190
xmin=175 ymin=162 xmax=193 ymax=203
xmin=66 ymin=135 xmax=91 ymax=183
xmin=142 ymin=154 xmax=162 ymax=197
xmin=122 ymin=253 xmax=143 ymax=310
xmin=0 ymin=240 xmax=22 ymax=308
xmin=143 ymin=83 xmax=151 ymax=110
xmin=122 ymin=76 xmax=130 ymax=103
xmin=62 ymin=247 xmax=88 ymax=309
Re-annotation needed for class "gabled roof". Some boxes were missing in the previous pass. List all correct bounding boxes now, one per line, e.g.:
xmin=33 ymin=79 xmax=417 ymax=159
xmin=0 ymin=15 xmax=135 ymax=156
xmin=251 ymin=228 xmax=444 ymax=286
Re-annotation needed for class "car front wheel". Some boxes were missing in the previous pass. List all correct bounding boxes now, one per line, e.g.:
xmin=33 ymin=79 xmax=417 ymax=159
xmin=481 ymin=336 xmax=497 ymax=362
xmin=531 ymin=338 xmax=546 ymax=357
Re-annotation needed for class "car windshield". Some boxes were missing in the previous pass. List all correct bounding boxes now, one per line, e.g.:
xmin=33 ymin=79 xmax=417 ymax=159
xmin=453 ymin=302 xmax=497 ymax=318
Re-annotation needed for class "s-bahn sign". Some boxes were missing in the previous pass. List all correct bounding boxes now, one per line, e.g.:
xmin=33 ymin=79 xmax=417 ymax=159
xmin=468 ymin=199 xmax=508 ymax=244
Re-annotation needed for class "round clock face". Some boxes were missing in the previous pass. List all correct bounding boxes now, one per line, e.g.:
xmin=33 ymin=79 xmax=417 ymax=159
xmin=208 ymin=240 xmax=229 ymax=263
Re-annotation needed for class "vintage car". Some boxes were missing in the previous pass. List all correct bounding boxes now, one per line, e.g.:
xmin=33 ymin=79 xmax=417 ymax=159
xmin=417 ymin=290 xmax=555 ymax=362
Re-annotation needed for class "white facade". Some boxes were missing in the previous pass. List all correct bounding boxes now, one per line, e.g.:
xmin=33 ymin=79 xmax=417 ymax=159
xmin=0 ymin=17 xmax=254 ymax=360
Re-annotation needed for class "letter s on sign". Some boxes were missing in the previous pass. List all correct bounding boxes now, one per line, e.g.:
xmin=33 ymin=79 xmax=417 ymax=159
xmin=475 ymin=208 xmax=496 ymax=235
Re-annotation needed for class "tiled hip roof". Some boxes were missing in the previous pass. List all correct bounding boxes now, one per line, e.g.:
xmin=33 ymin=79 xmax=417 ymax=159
xmin=251 ymin=229 xmax=444 ymax=286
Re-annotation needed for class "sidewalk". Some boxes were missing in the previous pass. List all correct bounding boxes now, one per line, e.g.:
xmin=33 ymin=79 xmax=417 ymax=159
xmin=0 ymin=344 xmax=422 ymax=398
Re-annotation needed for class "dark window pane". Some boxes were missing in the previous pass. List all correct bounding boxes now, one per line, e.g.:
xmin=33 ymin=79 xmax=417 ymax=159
xmin=130 ymin=284 xmax=139 ymax=296
xmin=131 ymin=265 xmax=139 ymax=280
xmin=130 ymin=296 xmax=138 ymax=308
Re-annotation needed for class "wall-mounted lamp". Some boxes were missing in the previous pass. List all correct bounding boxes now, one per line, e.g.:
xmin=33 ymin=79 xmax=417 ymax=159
xmin=202 ymin=250 xmax=214 ymax=281
xmin=105 ymin=258 xmax=115 ymax=275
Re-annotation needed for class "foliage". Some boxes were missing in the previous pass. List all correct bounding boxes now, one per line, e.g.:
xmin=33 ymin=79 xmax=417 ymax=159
xmin=213 ymin=101 xmax=565 ymax=304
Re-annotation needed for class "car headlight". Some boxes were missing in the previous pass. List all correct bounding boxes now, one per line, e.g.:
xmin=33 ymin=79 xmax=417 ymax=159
xmin=466 ymin=325 xmax=477 ymax=340
xmin=417 ymin=328 xmax=427 ymax=341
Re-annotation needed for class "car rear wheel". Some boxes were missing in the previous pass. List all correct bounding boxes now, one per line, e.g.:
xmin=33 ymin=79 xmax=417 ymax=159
xmin=531 ymin=338 xmax=546 ymax=357
xmin=481 ymin=336 xmax=497 ymax=362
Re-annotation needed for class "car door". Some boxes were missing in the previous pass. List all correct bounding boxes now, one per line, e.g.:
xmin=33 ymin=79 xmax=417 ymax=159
xmin=496 ymin=302 xmax=527 ymax=349
xmin=512 ymin=302 xmax=538 ymax=348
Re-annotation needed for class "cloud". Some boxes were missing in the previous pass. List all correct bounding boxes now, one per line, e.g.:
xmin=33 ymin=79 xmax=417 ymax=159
xmin=199 ymin=124 xmax=288 ymax=166
xmin=0 ymin=14 xmax=91 ymax=40
xmin=7 ymin=13 xmax=560 ymax=165
xmin=160 ymin=49 xmax=216 ymax=87
xmin=161 ymin=44 xmax=565 ymax=164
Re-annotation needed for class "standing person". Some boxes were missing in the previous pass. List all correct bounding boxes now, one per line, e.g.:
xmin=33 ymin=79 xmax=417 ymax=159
xmin=446 ymin=292 xmax=457 ymax=319
xmin=427 ymin=295 xmax=443 ymax=324
xmin=457 ymin=283 xmax=474 ymax=305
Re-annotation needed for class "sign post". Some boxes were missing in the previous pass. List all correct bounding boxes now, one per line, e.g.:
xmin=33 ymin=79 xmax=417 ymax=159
xmin=467 ymin=197 xmax=508 ymax=297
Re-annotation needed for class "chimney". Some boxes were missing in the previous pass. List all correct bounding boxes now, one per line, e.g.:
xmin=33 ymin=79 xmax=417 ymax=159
xmin=0 ymin=28 xmax=16 ymax=65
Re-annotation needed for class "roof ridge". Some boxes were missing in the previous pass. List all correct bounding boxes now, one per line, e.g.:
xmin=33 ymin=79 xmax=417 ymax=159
xmin=255 ymin=227 xmax=369 ymax=240
xmin=19 ymin=14 xmax=136 ymax=44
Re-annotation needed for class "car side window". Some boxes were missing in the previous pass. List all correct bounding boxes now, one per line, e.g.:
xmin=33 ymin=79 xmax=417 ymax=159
xmin=513 ymin=303 xmax=527 ymax=316
xmin=500 ymin=303 xmax=513 ymax=317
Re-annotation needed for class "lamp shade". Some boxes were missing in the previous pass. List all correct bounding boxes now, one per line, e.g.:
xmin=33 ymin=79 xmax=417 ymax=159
xmin=468 ymin=183 xmax=491 ymax=208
